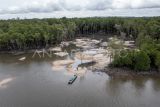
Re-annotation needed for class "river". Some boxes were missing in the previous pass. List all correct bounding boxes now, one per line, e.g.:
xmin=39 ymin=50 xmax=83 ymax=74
xmin=0 ymin=38 xmax=160 ymax=107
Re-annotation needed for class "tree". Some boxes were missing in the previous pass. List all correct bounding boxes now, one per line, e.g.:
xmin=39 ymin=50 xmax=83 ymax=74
xmin=112 ymin=50 xmax=133 ymax=68
xmin=147 ymin=20 xmax=160 ymax=39
xmin=134 ymin=51 xmax=151 ymax=71
xmin=155 ymin=51 xmax=160 ymax=71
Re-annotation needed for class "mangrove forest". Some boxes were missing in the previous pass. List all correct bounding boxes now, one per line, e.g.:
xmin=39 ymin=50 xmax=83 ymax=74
xmin=0 ymin=17 xmax=160 ymax=71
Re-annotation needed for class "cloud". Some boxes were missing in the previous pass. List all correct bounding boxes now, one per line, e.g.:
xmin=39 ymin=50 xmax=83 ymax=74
xmin=0 ymin=0 xmax=160 ymax=14
xmin=112 ymin=0 xmax=160 ymax=9
xmin=0 ymin=8 xmax=160 ymax=19
xmin=0 ymin=0 xmax=64 ymax=14
xmin=86 ymin=0 xmax=112 ymax=10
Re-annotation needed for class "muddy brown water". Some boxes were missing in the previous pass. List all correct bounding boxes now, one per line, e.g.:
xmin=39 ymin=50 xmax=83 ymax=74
xmin=0 ymin=44 xmax=160 ymax=107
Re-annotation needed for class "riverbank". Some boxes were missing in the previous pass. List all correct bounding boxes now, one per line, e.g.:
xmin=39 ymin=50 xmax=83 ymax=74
xmin=1 ymin=35 xmax=160 ymax=77
xmin=99 ymin=67 xmax=160 ymax=78
xmin=0 ymin=33 xmax=104 ymax=53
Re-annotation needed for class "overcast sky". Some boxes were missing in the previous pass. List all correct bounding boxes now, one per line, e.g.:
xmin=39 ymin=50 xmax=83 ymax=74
xmin=0 ymin=0 xmax=160 ymax=19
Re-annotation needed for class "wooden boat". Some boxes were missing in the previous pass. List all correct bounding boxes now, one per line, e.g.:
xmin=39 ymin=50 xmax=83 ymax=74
xmin=68 ymin=75 xmax=77 ymax=84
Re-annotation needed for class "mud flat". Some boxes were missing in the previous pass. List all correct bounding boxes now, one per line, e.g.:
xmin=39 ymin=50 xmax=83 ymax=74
xmin=99 ymin=67 xmax=160 ymax=78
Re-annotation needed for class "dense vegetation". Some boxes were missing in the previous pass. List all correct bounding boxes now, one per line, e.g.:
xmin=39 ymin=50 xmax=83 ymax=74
xmin=0 ymin=17 xmax=160 ymax=51
xmin=112 ymin=33 xmax=160 ymax=71
xmin=0 ymin=17 xmax=160 ymax=71
xmin=112 ymin=50 xmax=151 ymax=71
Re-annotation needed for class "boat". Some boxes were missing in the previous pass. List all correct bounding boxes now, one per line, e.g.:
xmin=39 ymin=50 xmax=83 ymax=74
xmin=68 ymin=75 xmax=77 ymax=84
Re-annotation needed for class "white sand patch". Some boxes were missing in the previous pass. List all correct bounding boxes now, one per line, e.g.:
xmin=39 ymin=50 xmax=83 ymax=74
xmin=93 ymin=54 xmax=104 ymax=59
xmin=65 ymin=64 xmax=87 ymax=76
xmin=115 ymin=41 xmax=123 ymax=45
xmin=83 ymin=50 xmax=97 ymax=55
xmin=54 ymin=52 xmax=68 ymax=57
xmin=74 ymin=67 xmax=87 ymax=76
xmin=75 ymin=52 xmax=93 ymax=60
xmin=52 ymin=66 xmax=65 ymax=71
xmin=124 ymin=41 xmax=135 ymax=47
xmin=19 ymin=57 xmax=26 ymax=61
xmin=52 ymin=59 xmax=74 ymax=66
xmin=60 ymin=41 xmax=70 ymax=47
xmin=97 ymin=48 xmax=107 ymax=54
xmin=50 ymin=37 xmax=135 ymax=74
xmin=0 ymin=78 xmax=14 ymax=88
xmin=74 ymin=38 xmax=100 ymax=49
xmin=49 ymin=47 xmax=62 ymax=52
xmin=65 ymin=64 xmax=76 ymax=75
xmin=100 ymin=42 xmax=108 ymax=47
xmin=91 ymin=39 xmax=101 ymax=44
xmin=92 ymin=56 xmax=112 ymax=69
